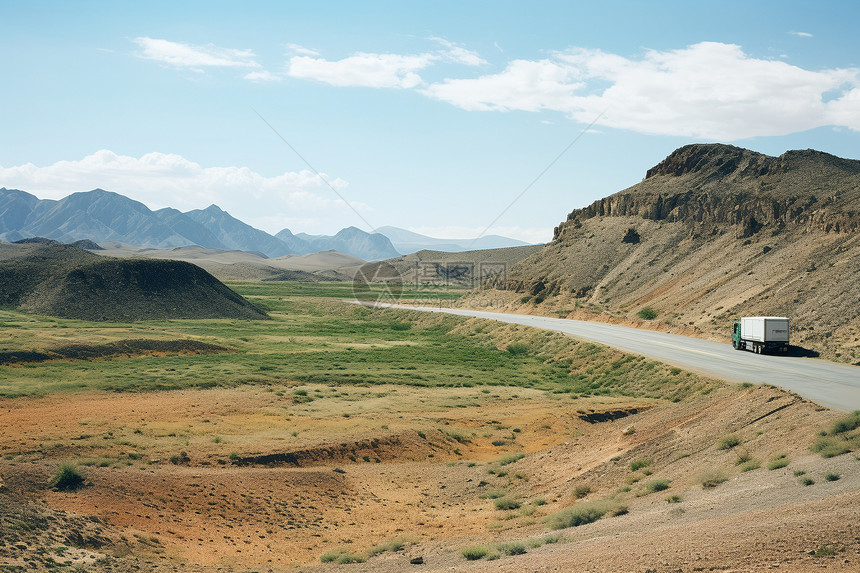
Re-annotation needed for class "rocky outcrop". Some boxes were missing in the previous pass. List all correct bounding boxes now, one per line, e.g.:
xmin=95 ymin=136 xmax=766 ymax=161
xmin=554 ymin=144 xmax=860 ymax=240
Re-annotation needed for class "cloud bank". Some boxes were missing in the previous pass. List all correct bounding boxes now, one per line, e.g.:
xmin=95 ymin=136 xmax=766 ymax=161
xmin=134 ymin=37 xmax=859 ymax=141
xmin=423 ymin=42 xmax=860 ymax=140
xmin=0 ymin=151 xmax=360 ymax=234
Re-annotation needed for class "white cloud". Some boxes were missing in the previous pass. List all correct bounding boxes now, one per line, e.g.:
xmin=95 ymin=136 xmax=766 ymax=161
xmin=288 ymin=52 xmax=437 ymax=89
xmin=133 ymin=37 xmax=261 ymax=70
xmin=429 ymin=37 xmax=487 ymax=66
xmin=0 ymin=151 xmax=365 ymax=234
xmin=422 ymin=42 xmax=860 ymax=140
xmin=286 ymin=39 xmax=484 ymax=89
xmin=790 ymin=31 xmax=813 ymax=38
xmin=422 ymin=58 xmax=584 ymax=112
xmin=285 ymin=43 xmax=321 ymax=57
xmin=244 ymin=70 xmax=282 ymax=82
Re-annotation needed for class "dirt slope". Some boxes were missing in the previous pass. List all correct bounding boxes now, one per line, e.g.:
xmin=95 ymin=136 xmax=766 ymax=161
xmin=1 ymin=383 xmax=857 ymax=572
xmin=479 ymin=144 xmax=860 ymax=363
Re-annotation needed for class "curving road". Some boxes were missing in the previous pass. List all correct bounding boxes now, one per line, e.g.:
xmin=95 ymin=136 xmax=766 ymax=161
xmin=385 ymin=304 xmax=860 ymax=411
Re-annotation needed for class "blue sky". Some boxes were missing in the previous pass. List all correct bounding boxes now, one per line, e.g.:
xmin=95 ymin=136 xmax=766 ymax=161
xmin=1 ymin=1 xmax=858 ymax=243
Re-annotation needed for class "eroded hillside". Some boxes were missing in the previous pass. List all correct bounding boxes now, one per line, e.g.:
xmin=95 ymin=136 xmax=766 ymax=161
xmin=479 ymin=144 xmax=860 ymax=364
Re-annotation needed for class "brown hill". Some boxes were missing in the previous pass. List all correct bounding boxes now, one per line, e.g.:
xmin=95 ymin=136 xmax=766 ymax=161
xmin=0 ymin=243 xmax=268 ymax=321
xmin=480 ymin=144 xmax=860 ymax=364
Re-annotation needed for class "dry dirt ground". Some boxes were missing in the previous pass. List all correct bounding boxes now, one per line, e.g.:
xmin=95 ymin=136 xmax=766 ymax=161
xmin=1 ymin=382 xmax=858 ymax=572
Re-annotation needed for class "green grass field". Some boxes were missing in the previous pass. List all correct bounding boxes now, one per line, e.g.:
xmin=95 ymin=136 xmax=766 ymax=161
xmin=0 ymin=282 xmax=721 ymax=400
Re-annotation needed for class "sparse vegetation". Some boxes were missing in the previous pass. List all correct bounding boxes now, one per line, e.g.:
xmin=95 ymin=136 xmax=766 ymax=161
xmin=51 ymin=463 xmax=85 ymax=491
xmin=462 ymin=545 xmax=490 ymax=560
xmin=740 ymin=460 xmax=761 ymax=472
xmin=573 ymin=484 xmax=592 ymax=498
xmin=630 ymin=458 xmax=651 ymax=472
xmin=494 ymin=497 xmax=521 ymax=511
xmin=825 ymin=472 xmax=840 ymax=481
xmin=639 ymin=479 xmax=671 ymax=496
xmin=698 ymin=468 xmax=728 ymax=488
xmin=637 ymin=307 xmax=658 ymax=321
xmin=810 ymin=411 xmax=860 ymax=458
xmin=546 ymin=500 xmax=622 ymax=530
xmin=498 ymin=452 xmax=525 ymax=466
xmin=718 ymin=435 xmax=741 ymax=450
xmin=767 ymin=453 xmax=790 ymax=470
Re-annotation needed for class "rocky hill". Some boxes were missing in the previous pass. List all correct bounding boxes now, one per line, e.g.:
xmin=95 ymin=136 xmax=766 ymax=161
xmin=480 ymin=144 xmax=860 ymax=364
xmin=0 ymin=243 xmax=268 ymax=321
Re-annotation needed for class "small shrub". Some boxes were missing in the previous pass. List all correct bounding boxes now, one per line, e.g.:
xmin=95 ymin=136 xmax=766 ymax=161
xmin=825 ymin=472 xmax=840 ymax=481
xmin=698 ymin=469 xmax=728 ymax=488
xmin=573 ymin=484 xmax=591 ymax=499
xmin=814 ymin=546 xmax=836 ymax=557
xmin=546 ymin=500 xmax=618 ymax=530
xmin=367 ymin=538 xmax=406 ymax=557
xmin=629 ymin=458 xmax=651 ymax=472
xmin=740 ymin=460 xmax=760 ymax=472
xmin=533 ymin=498 xmax=547 ymax=506
xmin=491 ymin=439 xmax=507 ymax=446
xmin=608 ymin=505 xmax=629 ymax=516
xmin=482 ymin=489 xmax=506 ymax=499
xmin=793 ymin=469 xmax=806 ymax=477
xmin=810 ymin=436 xmax=852 ymax=458
xmin=767 ymin=453 xmax=790 ymax=470
xmin=320 ymin=552 xmax=340 ymax=563
xmin=497 ymin=542 xmax=526 ymax=556
xmin=637 ymin=307 xmax=657 ymax=320
xmin=639 ymin=479 xmax=671 ymax=496
xmin=416 ymin=430 xmax=426 ymax=439
xmin=462 ymin=546 xmax=489 ymax=560
xmin=801 ymin=477 xmax=815 ymax=486
xmin=506 ymin=343 xmax=530 ymax=356
xmin=735 ymin=450 xmax=752 ymax=465
xmin=717 ymin=435 xmax=740 ymax=450
xmin=494 ymin=497 xmax=521 ymax=511
xmin=830 ymin=411 xmax=860 ymax=434
xmin=52 ymin=464 xmax=85 ymax=491
xmin=665 ymin=494 xmax=682 ymax=503
xmin=498 ymin=452 xmax=525 ymax=466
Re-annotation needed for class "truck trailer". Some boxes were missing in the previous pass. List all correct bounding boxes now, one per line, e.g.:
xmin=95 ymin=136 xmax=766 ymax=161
xmin=732 ymin=316 xmax=790 ymax=354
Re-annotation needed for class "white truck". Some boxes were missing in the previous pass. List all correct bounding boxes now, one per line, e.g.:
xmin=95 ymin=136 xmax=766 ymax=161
xmin=732 ymin=316 xmax=790 ymax=354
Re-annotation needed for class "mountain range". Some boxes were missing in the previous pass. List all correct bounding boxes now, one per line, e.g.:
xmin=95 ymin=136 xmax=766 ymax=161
xmin=0 ymin=188 xmax=532 ymax=260
xmin=375 ymin=226 xmax=531 ymax=253
xmin=0 ymin=188 xmax=402 ymax=260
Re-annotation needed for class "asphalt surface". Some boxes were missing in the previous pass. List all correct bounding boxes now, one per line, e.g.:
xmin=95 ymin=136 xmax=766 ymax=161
xmin=390 ymin=304 xmax=860 ymax=411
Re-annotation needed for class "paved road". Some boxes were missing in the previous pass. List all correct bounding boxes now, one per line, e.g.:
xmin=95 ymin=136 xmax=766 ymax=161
xmin=388 ymin=305 xmax=860 ymax=411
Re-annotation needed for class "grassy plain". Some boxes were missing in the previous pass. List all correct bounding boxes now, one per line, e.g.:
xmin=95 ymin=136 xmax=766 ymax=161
xmin=0 ymin=282 xmax=713 ymax=401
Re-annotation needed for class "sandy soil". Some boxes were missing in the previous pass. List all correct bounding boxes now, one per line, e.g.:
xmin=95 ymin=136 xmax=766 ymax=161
xmin=1 ymin=382 xmax=858 ymax=572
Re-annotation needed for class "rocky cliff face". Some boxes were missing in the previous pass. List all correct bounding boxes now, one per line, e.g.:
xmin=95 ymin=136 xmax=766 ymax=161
xmin=554 ymin=144 xmax=860 ymax=241
xmin=487 ymin=144 xmax=860 ymax=365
